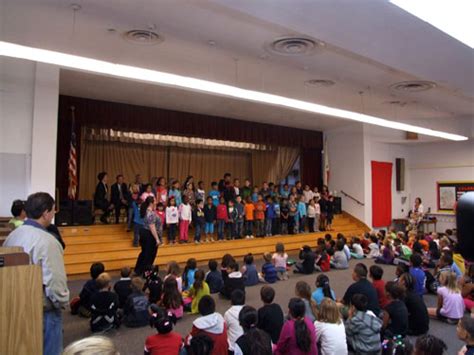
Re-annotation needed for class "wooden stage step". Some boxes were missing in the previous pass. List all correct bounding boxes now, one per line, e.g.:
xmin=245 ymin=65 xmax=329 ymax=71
xmin=60 ymin=214 xmax=369 ymax=276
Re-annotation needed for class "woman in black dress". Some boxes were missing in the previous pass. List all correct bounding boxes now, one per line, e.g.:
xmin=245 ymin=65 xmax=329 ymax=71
xmin=135 ymin=196 xmax=162 ymax=275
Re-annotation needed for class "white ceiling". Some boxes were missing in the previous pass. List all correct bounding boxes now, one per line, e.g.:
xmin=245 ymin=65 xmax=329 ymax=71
xmin=1 ymin=0 xmax=473 ymax=139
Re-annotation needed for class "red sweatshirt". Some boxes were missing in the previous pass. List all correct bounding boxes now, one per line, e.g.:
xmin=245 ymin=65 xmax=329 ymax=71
xmin=216 ymin=204 xmax=228 ymax=222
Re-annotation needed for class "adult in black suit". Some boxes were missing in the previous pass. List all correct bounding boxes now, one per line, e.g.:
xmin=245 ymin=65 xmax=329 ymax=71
xmin=94 ymin=171 xmax=113 ymax=224
xmin=111 ymin=174 xmax=129 ymax=224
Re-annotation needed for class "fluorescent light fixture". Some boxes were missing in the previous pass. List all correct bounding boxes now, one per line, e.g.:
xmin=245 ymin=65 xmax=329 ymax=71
xmin=0 ymin=41 xmax=468 ymax=141
xmin=390 ymin=0 xmax=474 ymax=48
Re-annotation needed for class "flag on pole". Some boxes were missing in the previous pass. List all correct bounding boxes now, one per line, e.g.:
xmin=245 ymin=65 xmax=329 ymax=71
xmin=68 ymin=107 xmax=78 ymax=200
xmin=323 ymin=136 xmax=330 ymax=187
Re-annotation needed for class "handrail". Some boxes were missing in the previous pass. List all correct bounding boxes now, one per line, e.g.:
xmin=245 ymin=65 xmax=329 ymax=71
xmin=340 ymin=190 xmax=365 ymax=206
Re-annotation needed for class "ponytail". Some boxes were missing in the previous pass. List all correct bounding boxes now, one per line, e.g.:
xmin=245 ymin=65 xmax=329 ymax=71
xmin=294 ymin=318 xmax=311 ymax=352
xmin=238 ymin=306 xmax=272 ymax=355
xmin=316 ymin=274 xmax=334 ymax=300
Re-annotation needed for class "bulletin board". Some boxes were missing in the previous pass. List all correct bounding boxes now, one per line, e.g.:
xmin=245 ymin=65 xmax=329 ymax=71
xmin=437 ymin=181 xmax=474 ymax=212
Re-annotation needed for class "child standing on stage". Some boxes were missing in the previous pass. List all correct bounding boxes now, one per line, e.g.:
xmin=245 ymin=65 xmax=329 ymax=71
xmin=179 ymin=196 xmax=192 ymax=243
xmin=193 ymin=199 xmax=205 ymax=244
xmin=254 ymin=194 xmax=266 ymax=238
xmin=168 ymin=180 xmax=182 ymax=206
xmin=156 ymin=177 xmax=168 ymax=206
xmin=209 ymin=181 xmax=220 ymax=207
xmin=265 ymin=196 xmax=275 ymax=237
xmin=216 ymin=197 xmax=228 ymax=241
xmin=244 ymin=196 xmax=255 ymax=239
xmin=297 ymin=196 xmax=307 ymax=233
xmin=196 ymin=180 xmax=205 ymax=201
xmin=235 ymin=195 xmax=244 ymax=239
xmin=166 ymin=197 xmax=179 ymax=244
xmin=227 ymin=200 xmax=238 ymax=240
xmin=203 ymin=196 xmax=216 ymax=243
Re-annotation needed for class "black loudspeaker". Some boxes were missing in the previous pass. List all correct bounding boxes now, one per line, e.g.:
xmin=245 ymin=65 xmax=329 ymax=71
xmin=333 ymin=197 xmax=342 ymax=214
xmin=73 ymin=200 xmax=93 ymax=226
xmin=457 ymin=192 xmax=474 ymax=261
xmin=396 ymin=158 xmax=405 ymax=191
xmin=55 ymin=200 xmax=73 ymax=226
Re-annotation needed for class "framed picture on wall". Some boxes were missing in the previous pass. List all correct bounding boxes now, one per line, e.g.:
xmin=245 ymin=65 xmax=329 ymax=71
xmin=437 ymin=181 xmax=474 ymax=212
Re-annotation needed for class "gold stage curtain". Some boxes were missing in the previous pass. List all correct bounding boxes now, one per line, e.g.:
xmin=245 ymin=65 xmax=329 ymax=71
xmin=78 ymin=141 xmax=167 ymax=199
xmin=169 ymin=148 xmax=251 ymax=186
xmin=252 ymin=146 xmax=300 ymax=186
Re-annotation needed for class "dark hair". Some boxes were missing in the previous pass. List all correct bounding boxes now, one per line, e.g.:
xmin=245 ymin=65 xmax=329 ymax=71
xmin=238 ymin=306 xmax=272 ymax=355
xmin=149 ymin=306 xmax=176 ymax=334
xmin=382 ymin=337 xmax=413 ymax=355
xmin=97 ymin=171 xmax=107 ymax=181
xmin=221 ymin=254 xmax=235 ymax=268
xmin=162 ymin=277 xmax=183 ymax=309
xmin=90 ymin=262 xmax=105 ymax=279
xmin=354 ymin=263 xmax=368 ymax=278
xmin=120 ymin=266 xmax=131 ymax=278
xmin=193 ymin=269 xmax=205 ymax=292
xmin=228 ymin=261 xmax=239 ymax=272
xmin=244 ymin=253 xmax=254 ymax=265
xmin=410 ymin=253 xmax=423 ymax=267
xmin=208 ymin=259 xmax=218 ymax=271
xmin=414 ymin=334 xmax=447 ymax=355
xmin=369 ymin=265 xmax=384 ymax=280
xmin=25 ymin=192 xmax=55 ymax=219
xmin=140 ymin=196 xmax=155 ymax=218
xmin=231 ymin=289 xmax=246 ymax=306
xmin=211 ymin=181 xmax=218 ymax=187
xmin=260 ymin=286 xmax=275 ymax=303
xmin=324 ymin=234 xmax=332 ymax=241
xmin=441 ymin=252 xmax=453 ymax=266
xmin=288 ymin=298 xmax=311 ymax=352
xmin=116 ymin=174 xmax=123 ymax=180
xmin=316 ymin=274 xmax=334 ymax=300
xmin=188 ymin=333 xmax=214 ymax=355
xmin=400 ymin=272 xmax=415 ymax=292
xmin=460 ymin=317 xmax=474 ymax=340
xmin=10 ymin=200 xmax=25 ymax=217
xmin=183 ymin=258 xmax=197 ymax=289
xmin=336 ymin=240 xmax=345 ymax=251
xmin=196 ymin=198 xmax=203 ymax=205
xmin=224 ymin=173 xmax=231 ymax=178
xmin=385 ymin=281 xmax=405 ymax=300
xmin=351 ymin=293 xmax=368 ymax=311
xmin=198 ymin=295 xmax=215 ymax=316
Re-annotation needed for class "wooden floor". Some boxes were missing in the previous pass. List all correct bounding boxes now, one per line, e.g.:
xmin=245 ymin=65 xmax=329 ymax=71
xmin=60 ymin=213 xmax=369 ymax=276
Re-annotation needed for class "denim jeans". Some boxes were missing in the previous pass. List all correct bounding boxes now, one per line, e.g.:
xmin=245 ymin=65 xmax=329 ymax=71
xmin=133 ymin=224 xmax=142 ymax=245
xmin=127 ymin=206 xmax=134 ymax=229
xmin=255 ymin=220 xmax=265 ymax=237
xmin=245 ymin=220 xmax=253 ymax=236
xmin=235 ymin=220 xmax=244 ymax=238
xmin=265 ymin=218 xmax=273 ymax=236
xmin=44 ymin=309 xmax=63 ymax=355
xmin=217 ymin=220 xmax=226 ymax=240
xmin=195 ymin=223 xmax=203 ymax=242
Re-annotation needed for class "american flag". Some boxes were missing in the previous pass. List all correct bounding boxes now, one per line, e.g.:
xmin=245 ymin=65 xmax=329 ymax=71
xmin=68 ymin=107 xmax=78 ymax=199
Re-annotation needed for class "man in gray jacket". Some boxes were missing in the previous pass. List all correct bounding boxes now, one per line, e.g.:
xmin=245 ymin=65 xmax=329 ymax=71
xmin=4 ymin=192 xmax=70 ymax=355
xmin=345 ymin=293 xmax=383 ymax=355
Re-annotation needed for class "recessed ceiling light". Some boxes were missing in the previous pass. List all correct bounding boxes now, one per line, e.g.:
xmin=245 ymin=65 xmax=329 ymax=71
xmin=122 ymin=29 xmax=163 ymax=45
xmin=265 ymin=36 xmax=324 ymax=56
xmin=0 ymin=41 xmax=467 ymax=141
xmin=390 ymin=80 xmax=437 ymax=92
xmin=305 ymin=79 xmax=336 ymax=87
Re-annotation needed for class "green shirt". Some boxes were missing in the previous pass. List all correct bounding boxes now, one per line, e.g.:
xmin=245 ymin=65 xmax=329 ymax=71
xmin=190 ymin=281 xmax=210 ymax=314
xmin=9 ymin=218 xmax=24 ymax=229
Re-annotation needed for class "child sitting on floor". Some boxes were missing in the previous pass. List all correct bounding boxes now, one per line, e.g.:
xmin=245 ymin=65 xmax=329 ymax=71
xmin=383 ymin=281 xmax=409 ymax=338
xmin=89 ymin=272 xmax=120 ymax=332
xmin=159 ymin=277 xmax=183 ymax=320
xmin=182 ymin=258 xmax=197 ymax=291
xmin=187 ymin=269 xmax=210 ymax=314
xmin=257 ymin=286 xmax=284 ymax=344
xmin=367 ymin=235 xmax=380 ymax=258
xmin=260 ymin=252 xmax=278 ymax=284
xmin=242 ymin=253 xmax=259 ymax=287
xmin=369 ymin=265 xmax=389 ymax=309
xmin=272 ymin=243 xmax=289 ymax=280
xmin=224 ymin=289 xmax=246 ymax=353
xmin=330 ymin=240 xmax=349 ymax=270
xmin=457 ymin=317 xmax=474 ymax=355
xmin=145 ymin=306 xmax=182 ymax=354
xmin=314 ymin=298 xmax=348 ymax=355
xmin=312 ymin=274 xmax=336 ymax=306
xmin=143 ymin=265 xmax=163 ymax=304
xmin=123 ymin=277 xmax=150 ymax=328
xmin=294 ymin=245 xmax=316 ymax=274
xmin=315 ymin=239 xmax=331 ymax=272
xmin=205 ymin=259 xmax=223 ymax=294
xmin=428 ymin=271 xmax=465 ymax=324
xmin=221 ymin=261 xmax=245 ymax=299
xmin=164 ymin=261 xmax=182 ymax=292
xmin=114 ymin=266 xmax=132 ymax=309
xmin=79 ymin=262 xmax=105 ymax=317
xmin=350 ymin=237 xmax=365 ymax=259
xmin=376 ymin=238 xmax=395 ymax=265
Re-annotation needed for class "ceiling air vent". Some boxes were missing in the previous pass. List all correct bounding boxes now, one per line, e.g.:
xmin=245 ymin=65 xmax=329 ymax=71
xmin=305 ymin=79 xmax=335 ymax=87
xmin=266 ymin=36 xmax=324 ymax=56
xmin=122 ymin=29 xmax=163 ymax=45
xmin=390 ymin=81 xmax=436 ymax=93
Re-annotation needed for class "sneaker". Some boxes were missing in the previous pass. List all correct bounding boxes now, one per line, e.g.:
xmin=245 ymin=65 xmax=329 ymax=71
xmin=250 ymin=235 xmax=255 ymax=239
xmin=195 ymin=240 xmax=199 ymax=244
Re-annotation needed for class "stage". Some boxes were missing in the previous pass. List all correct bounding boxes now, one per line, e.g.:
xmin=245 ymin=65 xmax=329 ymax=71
xmin=60 ymin=213 xmax=369 ymax=276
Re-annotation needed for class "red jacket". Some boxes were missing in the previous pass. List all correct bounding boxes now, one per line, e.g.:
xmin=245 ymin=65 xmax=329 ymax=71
xmin=186 ymin=313 xmax=228 ymax=355
xmin=216 ymin=204 xmax=228 ymax=222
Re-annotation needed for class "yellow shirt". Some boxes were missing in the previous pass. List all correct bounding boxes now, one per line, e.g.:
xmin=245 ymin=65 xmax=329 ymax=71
xmin=189 ymin=281 xmax=210 ymax=314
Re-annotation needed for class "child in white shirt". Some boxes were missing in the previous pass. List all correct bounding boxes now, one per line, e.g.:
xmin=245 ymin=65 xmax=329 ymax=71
xmin=166 ymin=198 xmax=179 ymax=244
xmin=179 ymin=196 xmax=192 ymax=243
xmin=367 ymin=235 xmax=380 ymax=258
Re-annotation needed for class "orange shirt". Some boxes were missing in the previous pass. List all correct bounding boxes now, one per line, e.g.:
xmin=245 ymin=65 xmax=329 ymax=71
xmin=245 ymin=203 xmax=255 ymax=220
xmin=254 ymin=201 xmax=266 ymax=220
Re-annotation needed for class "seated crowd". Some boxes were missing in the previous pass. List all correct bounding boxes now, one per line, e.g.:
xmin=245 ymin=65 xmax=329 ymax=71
xmin=92 ymin=172 xmax=337 ymax=246
xmin=67 ymin=225 xmax=474 ymax=355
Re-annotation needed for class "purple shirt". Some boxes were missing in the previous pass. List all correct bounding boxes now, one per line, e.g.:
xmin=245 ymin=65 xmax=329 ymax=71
xmin=437 ymin=286 xmax=464 ymax=319
xmin=274 ymin=317 xmax=318 ymax=355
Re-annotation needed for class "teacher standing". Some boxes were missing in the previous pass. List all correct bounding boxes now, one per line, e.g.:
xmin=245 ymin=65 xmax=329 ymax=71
xmin=135 ymin=196 xmax=162 ymax=275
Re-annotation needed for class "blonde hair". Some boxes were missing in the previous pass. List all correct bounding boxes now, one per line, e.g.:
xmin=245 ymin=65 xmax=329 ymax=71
xmin=263 ymin=252 xmax=272 ymax=262
xmin=440 ymin=271 xmax=460 ymax=293
xmin=318 ymin=298 xmax=341 ymax=324
xmin=63 ymin=336 xmax=119 ymax=355
xmin=96 ymin=273 xmax=111 ymax=290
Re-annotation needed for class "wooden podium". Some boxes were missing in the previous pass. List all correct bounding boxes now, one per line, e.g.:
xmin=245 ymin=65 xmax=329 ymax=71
xmin=0 ymin=248 xmax=43 ymax=354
